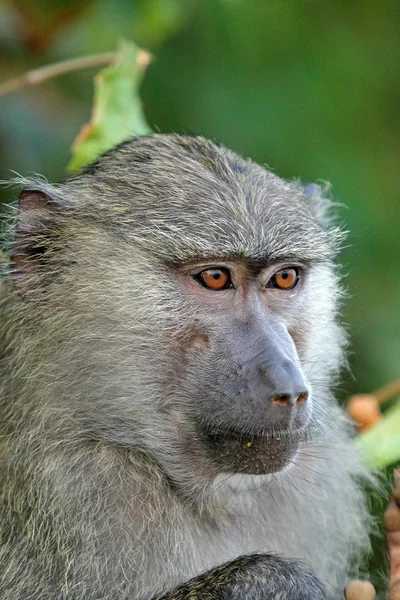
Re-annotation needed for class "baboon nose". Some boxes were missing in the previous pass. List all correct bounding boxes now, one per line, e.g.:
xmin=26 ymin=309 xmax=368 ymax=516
xmin=260 ymin=358 xmax=309 ymax=408
xmin=270 ymin=390 xmax=309 ymax=406
xmin=268 ymin=386 xmax=310 ymax=428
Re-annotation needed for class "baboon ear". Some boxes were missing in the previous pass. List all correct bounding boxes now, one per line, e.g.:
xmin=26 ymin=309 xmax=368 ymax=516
xmin=303 ymin=183 xmax=322 ymax=200
xmin=303 ymin=182 xmax=333 ymax=228
xmin=10 ymin=189 xmax=60 ymax=287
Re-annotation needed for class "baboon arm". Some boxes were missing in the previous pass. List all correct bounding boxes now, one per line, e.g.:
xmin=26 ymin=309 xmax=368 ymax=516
xmin=154 ymin=554 xmax=326 ymax=600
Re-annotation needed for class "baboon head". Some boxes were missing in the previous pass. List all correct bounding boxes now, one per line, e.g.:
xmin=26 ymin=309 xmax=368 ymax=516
xmin=8 ymin=135 xmax=344 ymax=484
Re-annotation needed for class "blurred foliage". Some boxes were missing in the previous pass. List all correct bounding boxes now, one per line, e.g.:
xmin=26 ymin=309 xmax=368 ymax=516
xmin=358 ymin=401 xmax=400 ymax=469
xmin=10 ymin=0 xmax=95 ymax=52
xmin=0 ymin=0 xmax=399 ymax=588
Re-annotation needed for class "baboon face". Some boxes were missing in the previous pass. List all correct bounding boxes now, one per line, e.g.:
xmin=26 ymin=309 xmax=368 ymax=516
xmin=169 ymin=258 xmax=312 ymax=475
xmin=10 ymin=135 xmax=340 ymax=477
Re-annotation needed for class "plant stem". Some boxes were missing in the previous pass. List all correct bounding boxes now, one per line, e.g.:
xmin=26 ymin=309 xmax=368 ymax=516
xmin=0 ymin=52 xmax=119 ymax=98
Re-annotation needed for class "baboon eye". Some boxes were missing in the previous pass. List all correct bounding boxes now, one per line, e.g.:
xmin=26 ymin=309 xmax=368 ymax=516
xmin=267 ymin=267 xmax=299 ymax=290
xmin=195 ymin=268 xmax=232 ymax=291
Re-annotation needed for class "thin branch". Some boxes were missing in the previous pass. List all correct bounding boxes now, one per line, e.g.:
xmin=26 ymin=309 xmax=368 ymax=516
xmin=374 ymin=380 xmax=400 ymax=404
xmin=0 ymin=52 xmax=118 ymax=98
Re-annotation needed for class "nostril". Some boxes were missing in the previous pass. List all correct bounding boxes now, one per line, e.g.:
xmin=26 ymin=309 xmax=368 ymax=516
xmin=270 ymin=391 xmax=309 ymax=406
xmin=296 ymin=391 xmax=309 ymax=404
xmin=271 ymin=393 xmax=292 ymax=405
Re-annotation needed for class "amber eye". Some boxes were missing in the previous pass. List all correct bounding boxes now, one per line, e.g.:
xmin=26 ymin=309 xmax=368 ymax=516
xmin=268 ymin=267 xmax=300 ymax=290
xmin=195 ymin=268 xmax=232 ymax=291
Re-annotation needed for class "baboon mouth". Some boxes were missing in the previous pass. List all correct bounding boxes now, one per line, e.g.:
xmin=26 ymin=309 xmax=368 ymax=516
xmin=201 ymin=426 xmax=303 ymax=475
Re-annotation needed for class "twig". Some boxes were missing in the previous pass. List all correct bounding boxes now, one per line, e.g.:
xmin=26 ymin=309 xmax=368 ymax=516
xmin=0 ymin=52 xmax=118 ymax=98
xmin=374 ymin=381 xmax=400 ymax=404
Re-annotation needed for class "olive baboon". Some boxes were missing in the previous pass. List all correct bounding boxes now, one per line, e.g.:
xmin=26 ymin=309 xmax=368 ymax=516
xmin=0 ymin=135 xmax=370 ymax=599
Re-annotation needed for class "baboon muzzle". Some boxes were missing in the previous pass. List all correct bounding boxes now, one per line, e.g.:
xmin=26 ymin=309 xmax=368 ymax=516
xmin=193 ymin=318 xmax=311 ymax=474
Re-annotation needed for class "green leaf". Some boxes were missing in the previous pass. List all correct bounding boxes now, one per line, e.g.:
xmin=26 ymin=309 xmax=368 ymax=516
xmin=67 ymin=40 xmax=152 ymax=173
xmin=357 ymin=400 xmax=400 ymax=469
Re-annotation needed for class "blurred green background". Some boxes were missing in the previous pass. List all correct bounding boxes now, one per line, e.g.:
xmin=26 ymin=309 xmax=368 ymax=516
xmin=0 ymin=0 xmax=399 ymax=403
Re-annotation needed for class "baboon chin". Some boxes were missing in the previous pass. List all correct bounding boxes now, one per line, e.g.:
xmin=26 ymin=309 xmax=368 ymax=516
xmin=201 ymin=426 xmax=305 ymax=475
xmin=0 ymin=134 xmax=372 ymax=600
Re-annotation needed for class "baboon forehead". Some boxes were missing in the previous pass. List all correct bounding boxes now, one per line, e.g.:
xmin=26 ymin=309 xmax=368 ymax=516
xmin=71 ymin=135 xmax=339 ymax=262
xmin=80 ymin=134 xmax=303 ymax=216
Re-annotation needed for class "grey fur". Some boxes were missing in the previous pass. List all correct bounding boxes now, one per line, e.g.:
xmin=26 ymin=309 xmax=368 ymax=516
xmin=0 ymin=134 xmax=370 ymax=599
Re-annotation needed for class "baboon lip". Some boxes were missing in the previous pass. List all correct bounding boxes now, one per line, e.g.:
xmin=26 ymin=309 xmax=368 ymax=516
xmin=200 ymin=425 xmax=303 ymax=475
